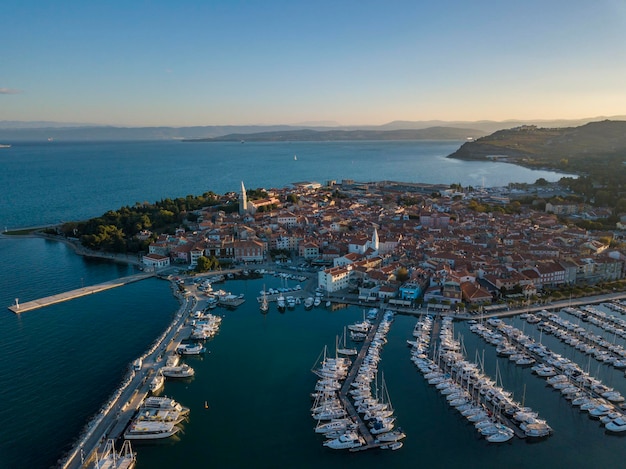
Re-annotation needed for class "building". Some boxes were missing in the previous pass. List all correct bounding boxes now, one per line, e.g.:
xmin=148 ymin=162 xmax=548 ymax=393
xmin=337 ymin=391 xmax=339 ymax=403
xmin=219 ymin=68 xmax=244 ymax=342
xmin=142 ymin=253 xmax=170 ymax=269
xmin=239 ymin=181 xmax=248 ymax=215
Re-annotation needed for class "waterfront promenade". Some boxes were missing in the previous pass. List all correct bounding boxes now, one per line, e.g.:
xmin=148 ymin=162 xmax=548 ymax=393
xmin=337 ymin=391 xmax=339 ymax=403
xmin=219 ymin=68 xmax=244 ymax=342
xmin=59 ymin=281 xmax=196 ymax=469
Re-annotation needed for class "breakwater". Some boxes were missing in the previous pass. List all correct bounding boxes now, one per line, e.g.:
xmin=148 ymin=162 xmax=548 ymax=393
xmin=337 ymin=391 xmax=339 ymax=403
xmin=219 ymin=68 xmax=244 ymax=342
xmin=8 ymin=272 xmax=155 ymax=313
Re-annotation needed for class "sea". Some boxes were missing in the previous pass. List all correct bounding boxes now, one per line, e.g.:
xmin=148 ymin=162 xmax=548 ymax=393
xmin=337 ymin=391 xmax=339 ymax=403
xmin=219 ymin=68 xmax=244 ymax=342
xmin=2 ymin=140 xmax=621 ymax=469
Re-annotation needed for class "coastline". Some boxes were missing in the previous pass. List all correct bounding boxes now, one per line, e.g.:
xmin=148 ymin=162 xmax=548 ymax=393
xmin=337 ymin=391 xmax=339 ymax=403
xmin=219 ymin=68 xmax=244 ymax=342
xmin=1 ymin=231 xmax=143 ymax=267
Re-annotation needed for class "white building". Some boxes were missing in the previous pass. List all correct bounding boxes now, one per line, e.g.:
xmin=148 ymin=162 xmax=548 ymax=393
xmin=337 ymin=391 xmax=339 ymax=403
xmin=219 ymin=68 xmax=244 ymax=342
xmin=143 ymin=253 xmax=171 ymax=269
xmin=318 ymin=265 xmax=352 ymax=292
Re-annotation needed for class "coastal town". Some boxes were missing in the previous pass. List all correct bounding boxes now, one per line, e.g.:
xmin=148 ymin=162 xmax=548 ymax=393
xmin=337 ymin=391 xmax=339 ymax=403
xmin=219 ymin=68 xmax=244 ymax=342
xmin=140 ymin=179 xmax=626 ymax=311
xmin=29 ymin=177 xmax=626 ymax=467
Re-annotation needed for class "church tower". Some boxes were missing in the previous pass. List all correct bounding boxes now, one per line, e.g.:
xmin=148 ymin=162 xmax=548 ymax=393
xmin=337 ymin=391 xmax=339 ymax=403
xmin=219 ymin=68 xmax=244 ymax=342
xmin=371 ymin=227 xmax=380 ymax=252
xmin=239 ymin=181 xmax=248 ymax=215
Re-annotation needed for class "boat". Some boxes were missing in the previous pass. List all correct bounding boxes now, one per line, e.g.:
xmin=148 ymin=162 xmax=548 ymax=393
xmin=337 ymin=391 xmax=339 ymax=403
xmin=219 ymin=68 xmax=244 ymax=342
xmin=313 ymin=297 xmax=321 ymax=307
xmin=94 ymin=439 xmax=136 ymax=469
xmin=135 ymin=408 xmax=186 ymax=425
xmin=218 ymin=294 xmax=245 ymax=308
xmin=161 ymin=363 xmax=195 ymax=378
xmin=323 ymin=431 xmax=364 ymax=449
xmin=260 ymin=287 xmax=269 ymax=313
xmin=380 ymin=441 xmax=403 ymax=450
xmin=325 ymin=300 xmax=332 ymax=307
xmin=374 ymin=430 xmax=406 ymax=443
xmin=176 ymin=343 xmax=206 ymax=355
xmin=336 ymin=327 xmax=357 ymax=356
xmin=0 ymin=144 xmax=11 ymax=149
xmin=149 ymin=371 xmax=165 ymax=392
xmin=304 ymin=297 xmax=314 ymax=310
xmin=142 ymin=396 xmax=189 ymax=414
xmin=605 ymin=417 xmax=626 ymax=432
xmin=123 ymin=421 xmax=180 ymax=440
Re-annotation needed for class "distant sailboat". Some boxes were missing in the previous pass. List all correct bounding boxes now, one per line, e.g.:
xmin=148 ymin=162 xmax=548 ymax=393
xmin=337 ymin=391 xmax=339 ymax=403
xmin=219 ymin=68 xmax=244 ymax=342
xmin=294 ymin=155 xmax=297 ymax=161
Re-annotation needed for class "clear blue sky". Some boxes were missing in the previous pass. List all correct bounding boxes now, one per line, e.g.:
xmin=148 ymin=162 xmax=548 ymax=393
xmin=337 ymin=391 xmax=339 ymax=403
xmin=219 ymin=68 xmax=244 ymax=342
xmin=2 ymin=0 xmax=626 ymax=126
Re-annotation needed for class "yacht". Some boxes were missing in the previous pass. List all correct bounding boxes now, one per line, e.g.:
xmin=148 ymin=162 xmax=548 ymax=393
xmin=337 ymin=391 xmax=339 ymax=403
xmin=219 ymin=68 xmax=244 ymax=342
xmin=161 ymin=364 xmax=195 ymax=378
xmin=323 ymin=431 xmax=364 ymax=449
xmin=149 ymin=372 xmax=165 ymax=393
xmin=142 ymin=396 xmax=189 ymax=414
xmin=124 ymin=421 xmax=180 ymax=440
xmin=176 ymin=343 xmax=206 ymax=355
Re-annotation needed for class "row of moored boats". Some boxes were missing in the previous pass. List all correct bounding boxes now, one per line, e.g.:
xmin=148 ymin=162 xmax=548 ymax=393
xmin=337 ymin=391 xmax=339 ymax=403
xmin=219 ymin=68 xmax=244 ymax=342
xmin=471 ymin=313 xmax=626 ymax=433
xmin=413 ymin=315 xmax=552 ymax=442
xmin=311 ymin=311 xmax=405 ymax=451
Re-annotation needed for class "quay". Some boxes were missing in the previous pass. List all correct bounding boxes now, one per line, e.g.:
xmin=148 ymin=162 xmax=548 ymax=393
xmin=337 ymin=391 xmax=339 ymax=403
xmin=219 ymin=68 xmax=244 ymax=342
xmin=336 ymin=308 xmax=387 ymax=452
xmin=8 ymin=272 xmax=155 ymax=314
xmin=58 ymin=278 xmax=197 ymax=469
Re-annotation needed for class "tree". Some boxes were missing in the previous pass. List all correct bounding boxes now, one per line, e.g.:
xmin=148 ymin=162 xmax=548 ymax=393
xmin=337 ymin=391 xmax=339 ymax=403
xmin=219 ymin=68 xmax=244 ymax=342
xmin=196 ymin=256 xmax=211 ymax=272
xmin=396 ymin=267 xmax=409 ymax=283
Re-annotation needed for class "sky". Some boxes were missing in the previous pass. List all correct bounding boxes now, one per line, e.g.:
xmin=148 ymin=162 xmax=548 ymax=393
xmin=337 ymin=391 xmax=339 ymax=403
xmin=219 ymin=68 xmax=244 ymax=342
xmin=2 ymin=0 xmax=626 ymax=126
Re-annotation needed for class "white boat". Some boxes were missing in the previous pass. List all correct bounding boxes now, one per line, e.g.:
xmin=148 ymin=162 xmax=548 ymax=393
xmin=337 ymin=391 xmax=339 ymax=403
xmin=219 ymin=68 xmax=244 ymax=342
xmin=277 ymin=295 xmax=286 ymax=311
xmin=325 ymin=300 xmax=332 ymax=307
xmin=336 ymin=327 xmax=357 ymax=356
xmin=374 ymin=430 xmax=406 ymax=443
xmin=605 ymin=417 xmax=626 ymax=432
xmin=486 ymin=427 xmax=514 ymax=443
xmin=176 ymin=343 xmax=206 ymax=355
xmin=124 ymin=421 xmax=180 ymax=440
xmin=94 ymin=439 xmax=136 ymax=469
xmin=313 ymin=297 xmax=321 ymax=307
xmin=142 ymin=396 xmax=189 ymax=414
xmin=304 ymin=297 xmax=314 ymax=310
xmin=323 ymin=431 xmax=364 ymax=449
xmin=161 ymin=364 xmax=195 ymax=378
xmin=135 ymin=408 xmax=186 ymax=425
xmin=149 ymin=372 xmax=165 ymax=393
xmin=260 ymin=287 xmax=269 ymax=313
xmin=0 ymin=144 xmax=11 ymax=149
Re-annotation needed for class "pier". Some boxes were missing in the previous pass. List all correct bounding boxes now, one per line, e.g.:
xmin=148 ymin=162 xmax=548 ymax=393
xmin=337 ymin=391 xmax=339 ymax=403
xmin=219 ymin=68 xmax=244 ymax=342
xmin=8 ymin=272 xmax=155 ymax=314
xmin=336 ymin=309 xmax=387 ymax=451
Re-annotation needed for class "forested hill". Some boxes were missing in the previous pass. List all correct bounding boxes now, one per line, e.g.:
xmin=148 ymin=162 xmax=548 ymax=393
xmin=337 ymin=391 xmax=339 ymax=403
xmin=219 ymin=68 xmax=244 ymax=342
xmin=447 ymin=120 xmax=626 ymax=167
xmin=183 ymin=127 xmax=483 ymax=142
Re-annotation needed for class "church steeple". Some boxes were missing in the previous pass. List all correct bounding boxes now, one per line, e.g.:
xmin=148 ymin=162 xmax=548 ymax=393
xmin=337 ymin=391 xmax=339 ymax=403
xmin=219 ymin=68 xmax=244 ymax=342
xmin=371 ymin=228 xmax=379 ymax=251
xmin=239 ymin=181 xmax=248 ymax=215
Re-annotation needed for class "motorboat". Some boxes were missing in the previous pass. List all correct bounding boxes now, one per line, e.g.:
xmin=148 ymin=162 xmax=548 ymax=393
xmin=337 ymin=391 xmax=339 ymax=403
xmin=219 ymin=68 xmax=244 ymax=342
xmin=124 ymin=421 xmax=180 ymax=440
xmin=176 ymin=343 xmax=206 ymax=355
xmin=149 ymin=372 xmax=165 ymax=393
xmin=161 ymin=364 xmax=195 ymax=378
xmin=323 ymin=431 xmax=364 ymax=449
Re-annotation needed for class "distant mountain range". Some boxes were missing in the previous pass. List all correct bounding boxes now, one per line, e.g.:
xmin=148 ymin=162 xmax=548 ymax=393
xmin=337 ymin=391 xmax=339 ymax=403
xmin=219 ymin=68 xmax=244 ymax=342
xmin=183 ymin=127 xmax=482 ymax=142
xmin=1 ymin=116 xmax=625 ymax=141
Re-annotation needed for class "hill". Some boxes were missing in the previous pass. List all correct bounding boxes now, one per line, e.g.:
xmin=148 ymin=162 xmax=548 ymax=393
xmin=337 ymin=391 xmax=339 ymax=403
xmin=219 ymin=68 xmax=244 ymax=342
xmin=182 ymin=127 xmax=482 ymax=142
xmin=448 ymin=120 xmax=626 ymax=167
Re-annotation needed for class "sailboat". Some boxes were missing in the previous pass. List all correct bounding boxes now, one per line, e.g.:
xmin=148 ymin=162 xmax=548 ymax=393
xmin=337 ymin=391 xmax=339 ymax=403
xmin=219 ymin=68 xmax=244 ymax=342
xmin=260 ymin=286 xmax=269 ymax=313
xmin=336 ymin=327 xmax=357 ymax=356
xmin=294 ymin=154 xmax=297 ymax=161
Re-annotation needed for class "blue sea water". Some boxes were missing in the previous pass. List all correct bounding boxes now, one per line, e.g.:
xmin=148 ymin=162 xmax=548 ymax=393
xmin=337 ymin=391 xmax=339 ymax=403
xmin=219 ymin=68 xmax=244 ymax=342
xmin=0 ymin=140 xmax=571 ymax=230
xmin=0 ymin=140 xmax=604 ymax=469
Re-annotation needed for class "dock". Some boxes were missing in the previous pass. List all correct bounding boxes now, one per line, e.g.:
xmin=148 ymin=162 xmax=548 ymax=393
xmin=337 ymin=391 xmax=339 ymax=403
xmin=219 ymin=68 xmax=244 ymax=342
xmin=336 ymin=309 xmax=387 ymax=451
xmin=8 ymin=272 xmax=155 ymax=313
